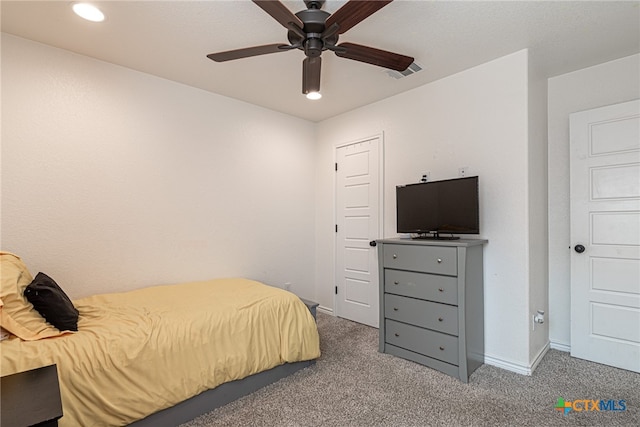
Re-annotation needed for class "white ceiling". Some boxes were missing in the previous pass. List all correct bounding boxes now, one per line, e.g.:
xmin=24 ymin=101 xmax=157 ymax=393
xmin=2 ymin=1 xmax=639 ymax=122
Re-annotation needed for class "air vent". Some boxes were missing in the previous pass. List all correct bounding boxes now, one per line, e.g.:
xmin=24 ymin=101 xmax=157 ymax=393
xmin=385 ymin=62 xmax=423 ymax=79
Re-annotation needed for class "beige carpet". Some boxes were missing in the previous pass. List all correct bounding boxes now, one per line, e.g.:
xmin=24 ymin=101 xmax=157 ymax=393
xmin=181 ymin=312 xmax=639 ymax=426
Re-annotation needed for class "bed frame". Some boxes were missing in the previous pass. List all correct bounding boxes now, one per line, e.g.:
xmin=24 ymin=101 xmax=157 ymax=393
xmin=129 ymin=299 xmax=319 ymax=427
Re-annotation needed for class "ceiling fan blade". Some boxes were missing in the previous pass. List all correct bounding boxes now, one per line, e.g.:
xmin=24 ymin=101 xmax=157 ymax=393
xmin=302 ymin=57 xmax=322 ymax=94
xmin=335 ymin=42 xmax=413 ymax=71
xmin=325 ymin=0 xmax=393 ymax=34
xmin=207 ymin=44 xmax=287 ymax=62
xmin=252 ymin=0 xmax=304 ymax=30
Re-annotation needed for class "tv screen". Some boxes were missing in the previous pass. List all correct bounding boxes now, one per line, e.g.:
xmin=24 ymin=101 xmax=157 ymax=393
xmin=396 ymin=176 xmax=479 ymax=238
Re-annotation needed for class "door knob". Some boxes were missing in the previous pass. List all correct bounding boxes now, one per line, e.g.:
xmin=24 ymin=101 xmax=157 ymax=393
xmin=369 ymin=240 xmax=377 ymax=247
xmin=574 ymin=244 xmax=586 ymax=254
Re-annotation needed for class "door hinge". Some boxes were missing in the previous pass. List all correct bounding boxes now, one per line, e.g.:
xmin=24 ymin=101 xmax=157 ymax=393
xmin=335 ymin=162 xmax=338 ymax=171
xmin=335 ymin=224 xmax=338 ymax=232
xmin=335 ymin=286 xmax=338 ymax=295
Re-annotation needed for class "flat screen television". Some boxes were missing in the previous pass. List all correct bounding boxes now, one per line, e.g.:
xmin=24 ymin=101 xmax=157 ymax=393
xmin=396 ymin=176 xmax=479 ymax=239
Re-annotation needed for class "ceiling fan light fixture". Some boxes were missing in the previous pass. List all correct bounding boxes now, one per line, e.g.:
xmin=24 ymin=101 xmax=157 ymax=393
xmin=72 ymin=3 xmax=105 ymax=22
xmin=306 ymin=91 xmax=322 ymax=100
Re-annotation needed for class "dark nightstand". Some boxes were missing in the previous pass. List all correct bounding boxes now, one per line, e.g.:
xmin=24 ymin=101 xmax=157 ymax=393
xmin=299 ymin=298 xmax=319 ymax=320
xmin=1 ymin=364 xmax=63 ymax=427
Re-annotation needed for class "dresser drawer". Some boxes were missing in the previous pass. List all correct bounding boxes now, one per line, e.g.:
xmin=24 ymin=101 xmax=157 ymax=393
xmin=384 ymin=294 xmax=458 ymax=335
xmin=383 ymin=244 xmax=457 ymax=276
xmin=384 ymin=269 xmax=458 ymax=305
xmin=385 ymin=319 xmax=458 ymax=365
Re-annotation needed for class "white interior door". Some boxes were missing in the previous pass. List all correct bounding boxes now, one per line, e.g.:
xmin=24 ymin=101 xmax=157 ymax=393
xmin=335 ymin=136 xmax=382 ymax=327
xmin=570 ymin=99 xmax=640 ymax=373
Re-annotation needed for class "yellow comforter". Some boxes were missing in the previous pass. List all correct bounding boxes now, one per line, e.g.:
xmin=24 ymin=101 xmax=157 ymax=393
xmin=0 ymin=278 xmax=321 ymax=426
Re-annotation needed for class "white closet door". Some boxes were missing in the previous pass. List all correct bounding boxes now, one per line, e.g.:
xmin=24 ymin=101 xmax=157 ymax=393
xmin=570 ymin=99 xmax=640 ymax=373
xmin=335 ymin=136 xmax=382 ymax=327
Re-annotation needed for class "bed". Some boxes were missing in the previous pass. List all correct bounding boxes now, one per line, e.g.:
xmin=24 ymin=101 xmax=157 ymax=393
xmin=0 ymin=252 xmax=321 ymax=426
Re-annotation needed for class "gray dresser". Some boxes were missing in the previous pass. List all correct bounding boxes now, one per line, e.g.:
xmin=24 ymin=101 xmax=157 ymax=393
xmin=377 ymin=238 xmax=487 ymax=383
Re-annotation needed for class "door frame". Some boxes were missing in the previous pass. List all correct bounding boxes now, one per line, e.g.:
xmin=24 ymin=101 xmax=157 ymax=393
xmin=333 ymin=133 xmax=385 ymax=320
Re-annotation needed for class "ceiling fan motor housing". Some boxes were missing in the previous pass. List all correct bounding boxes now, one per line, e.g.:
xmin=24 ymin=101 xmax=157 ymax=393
xmin=289 ymin=9 xmax=336 ymax=58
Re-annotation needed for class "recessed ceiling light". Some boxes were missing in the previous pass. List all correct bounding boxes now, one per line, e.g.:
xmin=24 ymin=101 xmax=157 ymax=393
xmin=72 ymin=3 xmax=105 ymax=22
xmin=306 ymin=91 xmax=322 ymax=100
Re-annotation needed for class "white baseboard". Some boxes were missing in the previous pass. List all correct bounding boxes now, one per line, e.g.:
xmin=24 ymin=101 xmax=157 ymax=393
xmin=317 ymin=305 xmax=333 ymax=316
xmin=484 ymin=355 xmax=533 ymax=376
xmin=550 ymin=340 xmax=571 ymax=352
xmin=484 ymin=342 xmax=550 ymax=376
xmin=530 ymin=342 xmax=551 ymax=373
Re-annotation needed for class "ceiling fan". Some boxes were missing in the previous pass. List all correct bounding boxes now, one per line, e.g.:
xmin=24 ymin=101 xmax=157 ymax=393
xmin=207 ymin=0 xmax=414 ymax=99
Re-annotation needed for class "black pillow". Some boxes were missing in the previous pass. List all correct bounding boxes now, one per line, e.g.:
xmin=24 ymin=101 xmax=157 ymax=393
xmin=24 ymin=272 xmax=79 ymax=331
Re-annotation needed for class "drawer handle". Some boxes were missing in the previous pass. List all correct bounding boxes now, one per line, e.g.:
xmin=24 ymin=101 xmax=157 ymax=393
xmin=394 ymin=333 xmax=400 ymax=337
xmin=439 ymin=346 xmax=445 ymax=351
xmin=392 ymin=254 xmax=397 ymax=259
xmin=437 ymin=258 xmax=442 ymax=263
xmin=438 ymin=288 xmax=444 ymax=292
xmin=438 ymin=317 xmax=443 ymax=322
xmin=394 ymin=281 xmax=399 ymax=285
xmin=393 ymin=307 xmax=399 ymax=311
